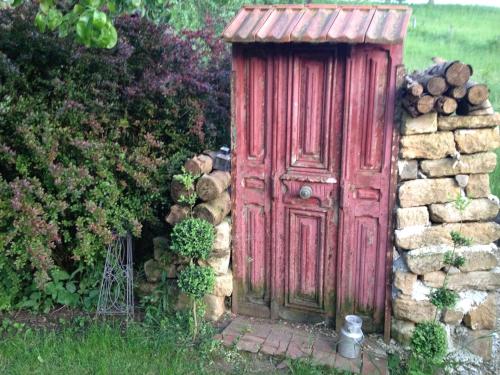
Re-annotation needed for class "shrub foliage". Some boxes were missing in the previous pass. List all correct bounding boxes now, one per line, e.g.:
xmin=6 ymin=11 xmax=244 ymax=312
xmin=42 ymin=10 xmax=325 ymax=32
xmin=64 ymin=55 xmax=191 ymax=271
xmin=170 ymin=218 xmax=215 ymax=260
xmin=0 ymin=4 xmax=229 ymax=311
xmin=410 ymin=321 xmax=447 ymax=363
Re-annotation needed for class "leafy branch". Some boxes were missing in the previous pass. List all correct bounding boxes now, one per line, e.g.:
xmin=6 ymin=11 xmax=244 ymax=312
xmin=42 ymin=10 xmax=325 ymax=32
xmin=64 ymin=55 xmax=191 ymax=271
xmin=1 ymin=0 xmax=171 ymax=48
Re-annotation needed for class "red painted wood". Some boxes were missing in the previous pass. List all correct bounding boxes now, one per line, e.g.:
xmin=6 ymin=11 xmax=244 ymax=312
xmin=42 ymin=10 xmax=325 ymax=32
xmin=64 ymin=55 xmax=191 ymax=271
xmin=231 ymin=41 xmax=402 ymax=332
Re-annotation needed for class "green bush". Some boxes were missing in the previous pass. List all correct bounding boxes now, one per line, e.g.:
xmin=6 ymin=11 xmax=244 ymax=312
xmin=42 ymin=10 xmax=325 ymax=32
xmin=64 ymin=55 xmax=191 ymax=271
xmin=410 ymin=321 xmax=447 ymax=363
xmin=170 ymin=218 xmax=215 ymax=260
xmin=0 ymin=4 xmax=229 ymax=311
xmin=177 ymin=265 xmax=215 ymax=300
xmin=430 ymin=287 xmax=459 ymax=310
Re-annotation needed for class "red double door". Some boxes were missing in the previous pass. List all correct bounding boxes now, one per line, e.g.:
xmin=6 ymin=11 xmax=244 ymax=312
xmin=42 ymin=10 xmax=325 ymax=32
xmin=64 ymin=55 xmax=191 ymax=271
xmin=231 ymin=44 xmax=398 ymax=332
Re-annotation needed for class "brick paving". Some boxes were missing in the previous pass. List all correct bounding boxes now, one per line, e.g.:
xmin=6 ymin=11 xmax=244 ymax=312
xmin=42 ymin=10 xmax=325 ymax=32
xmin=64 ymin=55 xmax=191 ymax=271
xmin=220 ymin=316 xmax=388 ymax=374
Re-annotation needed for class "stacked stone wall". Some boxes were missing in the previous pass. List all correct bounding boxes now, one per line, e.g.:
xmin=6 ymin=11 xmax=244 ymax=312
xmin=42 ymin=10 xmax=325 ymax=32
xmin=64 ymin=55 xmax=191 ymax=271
xmin=392 ymin=112 xmax=500 ymax=361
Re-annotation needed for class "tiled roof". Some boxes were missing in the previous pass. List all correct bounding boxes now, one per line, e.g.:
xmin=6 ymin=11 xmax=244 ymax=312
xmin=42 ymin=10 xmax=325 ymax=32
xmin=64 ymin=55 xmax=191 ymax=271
xmin=223 ymin=4 xmax=411 ymax=45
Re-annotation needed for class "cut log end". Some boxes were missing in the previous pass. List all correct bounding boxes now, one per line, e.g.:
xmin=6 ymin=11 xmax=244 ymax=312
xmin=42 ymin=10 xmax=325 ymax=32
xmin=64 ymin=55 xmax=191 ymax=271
xmin=184 ymin=154 xmax=213 ymax=176
xmin=445 ymin=62 xmax=472 ymax=86
xmin=426 ymin=76 xmax=447 ymax=96
xmin=402 ymin=94 xmax=435 ymax=117
xmin=447 ymin=85 xmax=467 ymax=100
xmin=435 ymin=96 xmax=457 ymax=115
xmin=193 ymin=191 xmax=231 ymax=226
xmin=196 ymin=171 xmax=231 ymax=201
xmin=466 ymin=83 xmax=489 ymax=105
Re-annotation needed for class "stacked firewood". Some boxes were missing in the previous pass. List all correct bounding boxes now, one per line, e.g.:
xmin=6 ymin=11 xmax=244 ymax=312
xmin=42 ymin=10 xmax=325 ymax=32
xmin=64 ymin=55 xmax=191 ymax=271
xmin=167 ymin=152 xmax=231 ymax=226
xmin=139 ymin=151 xmax=233 ymax=321
xmin=403 ymin=57 xmax=492 ymax=117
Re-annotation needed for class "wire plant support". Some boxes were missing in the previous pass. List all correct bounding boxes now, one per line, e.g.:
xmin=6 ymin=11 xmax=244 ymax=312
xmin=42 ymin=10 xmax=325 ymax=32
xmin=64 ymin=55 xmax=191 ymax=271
xmin=96 ymin=232 xmax=134 ymax=320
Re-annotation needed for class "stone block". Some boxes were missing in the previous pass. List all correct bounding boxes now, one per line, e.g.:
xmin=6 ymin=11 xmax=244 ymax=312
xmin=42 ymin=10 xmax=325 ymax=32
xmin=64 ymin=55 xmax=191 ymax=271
xmin=199 ymin=252 xmax=230 ymax=275
xmin=442 ymin=309 xmax=464 ymax=325
xmin=404 ymin=244 xmax=497 ymax=274
xmin=204 ymin=294 xmax=226 ymax=321
xmin=422 ymin=269 xmax=500 ymax=291
xmin=395 ymin=222 xmax=500 ymax=250
xmin=438 ymin=113 xmax=500 ymax=130
xmin=429 ymin=198 xmax=498 ymax=223
xmin=463 ymin=293 xmax=496 ymax=330
xmin=401 ymin=112 xmax=437 ymax=135
xmin=398 ymin=178 xmax=460 ymax=208
xmin=466 ymin=174 xmax=491 ymax=198
xmin=213 ymin=219 xmax=231 ymax=254
xmin=153 ymin=236 xmax=169 ymax=261
xmin=394 ymin=271 xmax=417 ymax=295
xmin=453 ymin=327 xmax=493 ymax=360
xmin=454 ymin=174 xmax=469 ymax=188
xmin=396 ymin=207 xmax=430 ymax=229
xmin=398 ymin=160 xmax=419 ymax=181
xmin=136 ymin=281 xmax=158 ymax=297
xmin=144 ymin=259 xmax=162 ymax=282
xmin=393 ymin=296 xmax=437 ymax=323
xmin=391 ymin=318 xmax=415 ymax=345
xmin=400 ymin=132 xmax=455 ymax=160
xmin=420 ymin=152 xmax=497 ymax=177
xmin=212 ymin=271 xmax=233 ymax=297
xmin=454 ymin=127 xmax=500 ymax=154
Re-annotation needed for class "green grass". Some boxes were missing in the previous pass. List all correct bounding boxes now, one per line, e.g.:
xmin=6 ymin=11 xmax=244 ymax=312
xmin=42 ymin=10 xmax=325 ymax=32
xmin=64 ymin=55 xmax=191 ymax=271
xmin=0 ymin=320 xmax=347 ymax=375
xmin=403 ymin=4 xmax=500 ymax=196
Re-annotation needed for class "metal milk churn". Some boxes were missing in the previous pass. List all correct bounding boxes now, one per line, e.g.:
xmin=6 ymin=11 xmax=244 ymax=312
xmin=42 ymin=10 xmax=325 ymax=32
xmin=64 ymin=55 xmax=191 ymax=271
xmin=337 ymin=315 xmax=364 ymax=359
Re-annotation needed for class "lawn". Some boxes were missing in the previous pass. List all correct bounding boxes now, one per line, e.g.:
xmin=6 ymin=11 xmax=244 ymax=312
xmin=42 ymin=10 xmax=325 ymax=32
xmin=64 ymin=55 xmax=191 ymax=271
xmin=0 ymin=319 xmax=346 ymax=375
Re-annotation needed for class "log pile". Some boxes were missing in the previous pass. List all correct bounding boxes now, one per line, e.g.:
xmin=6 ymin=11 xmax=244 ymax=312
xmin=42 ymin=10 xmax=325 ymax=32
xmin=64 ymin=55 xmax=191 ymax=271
xmin=138 ymin=151 xmax=233 ymax=322
xmin=403 ymin=58 xmax=492 ymax=117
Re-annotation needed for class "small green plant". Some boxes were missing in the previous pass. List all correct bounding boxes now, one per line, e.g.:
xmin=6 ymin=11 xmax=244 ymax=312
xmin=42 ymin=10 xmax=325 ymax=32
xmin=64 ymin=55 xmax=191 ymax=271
xmin=177 ymin=264 xmax=215 ymax=340
xmin=429 ymin=287 xmax=459 ymax=310
xmin=170 ymin=218 xmax=215 ymax=260
xmin=173 ymin=167 xmax=200 ymax=210
xmin=173 ymin=167 xmax=198 ymax=191
xmin=450 ymin=230 xmax=472 ymax=247
xmin=443 ymin=251 xmax=465 ymax=268
xmin=178 ymin=265 xmax=215 ymax=301
xmin=410 ymin=321 xmax=447 ymax=363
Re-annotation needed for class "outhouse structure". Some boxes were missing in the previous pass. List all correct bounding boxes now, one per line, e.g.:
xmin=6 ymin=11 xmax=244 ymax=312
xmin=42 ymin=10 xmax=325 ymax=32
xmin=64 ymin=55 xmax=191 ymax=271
xmin=223 ymin=4 xmax=411 ymax=335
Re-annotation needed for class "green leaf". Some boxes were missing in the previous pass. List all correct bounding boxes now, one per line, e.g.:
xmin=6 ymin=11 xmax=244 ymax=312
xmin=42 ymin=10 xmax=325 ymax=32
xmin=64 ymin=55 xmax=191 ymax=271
xmin=46 ymin=8 xmax=63 ymax=31
xmin=91 ymin=10 xmax=107 ymax=29
xmin=52 ymin=269 xmax=70 ymax=282
xmin=76 ymin=15 xmax=92 ymax=46
xmin=39 ymin=0 xmax=54 ymax=14
xmin=35 ymin=12 xmax=47 ymax=33
xmin=130 ymin=0 xmax=142 ymax=9
xmin=66 ymin=282 xmax=77 ymax=293
xmin=98 ymin=23 xmax=118 ymax=49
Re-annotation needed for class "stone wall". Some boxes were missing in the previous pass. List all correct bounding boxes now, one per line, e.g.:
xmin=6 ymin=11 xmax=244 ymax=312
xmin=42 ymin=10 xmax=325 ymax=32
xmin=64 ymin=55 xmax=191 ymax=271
xmin=392 ymin=112 xmax=500 ymax=361
xmin=137 ymin=151 xmax=233 ymax=321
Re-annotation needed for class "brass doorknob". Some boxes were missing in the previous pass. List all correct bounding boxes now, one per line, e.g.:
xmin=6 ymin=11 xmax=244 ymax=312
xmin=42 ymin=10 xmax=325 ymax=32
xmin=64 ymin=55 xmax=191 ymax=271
xmin=299 ymin=185 xmax=313 ymax=199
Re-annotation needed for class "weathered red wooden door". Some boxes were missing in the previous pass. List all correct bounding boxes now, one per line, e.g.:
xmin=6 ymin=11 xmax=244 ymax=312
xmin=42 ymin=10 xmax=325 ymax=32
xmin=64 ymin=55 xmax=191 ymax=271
xmin=336 ymin=45 xmax=395 ymax=332
xmin=273 ymin=47 xmax=344 ymax=324
xmin=232 ymin=43 xmax=396 ymax=330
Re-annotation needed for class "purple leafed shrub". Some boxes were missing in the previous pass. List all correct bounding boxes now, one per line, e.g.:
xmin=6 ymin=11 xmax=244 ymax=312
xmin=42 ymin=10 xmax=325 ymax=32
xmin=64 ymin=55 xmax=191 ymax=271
xmin=0 ymin=5 xmax=230 ymax=311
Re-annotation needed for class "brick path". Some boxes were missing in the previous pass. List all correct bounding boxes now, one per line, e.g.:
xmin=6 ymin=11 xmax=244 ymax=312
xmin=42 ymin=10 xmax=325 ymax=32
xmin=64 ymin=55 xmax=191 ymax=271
xmin=218 ymin=316 xmax=388 ymax=374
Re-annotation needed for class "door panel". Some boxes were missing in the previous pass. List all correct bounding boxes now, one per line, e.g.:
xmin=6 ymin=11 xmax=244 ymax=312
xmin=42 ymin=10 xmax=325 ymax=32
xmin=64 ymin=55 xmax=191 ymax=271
xmin=275 ymin=48 xmax=344 ymax=324
xmin=286 ymin=209 xmax=327 ymax=312
xmin=337 ymin=46 xmax=391 ymax=332
xmin=232 ymin=46 xmax=273 ymax=318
